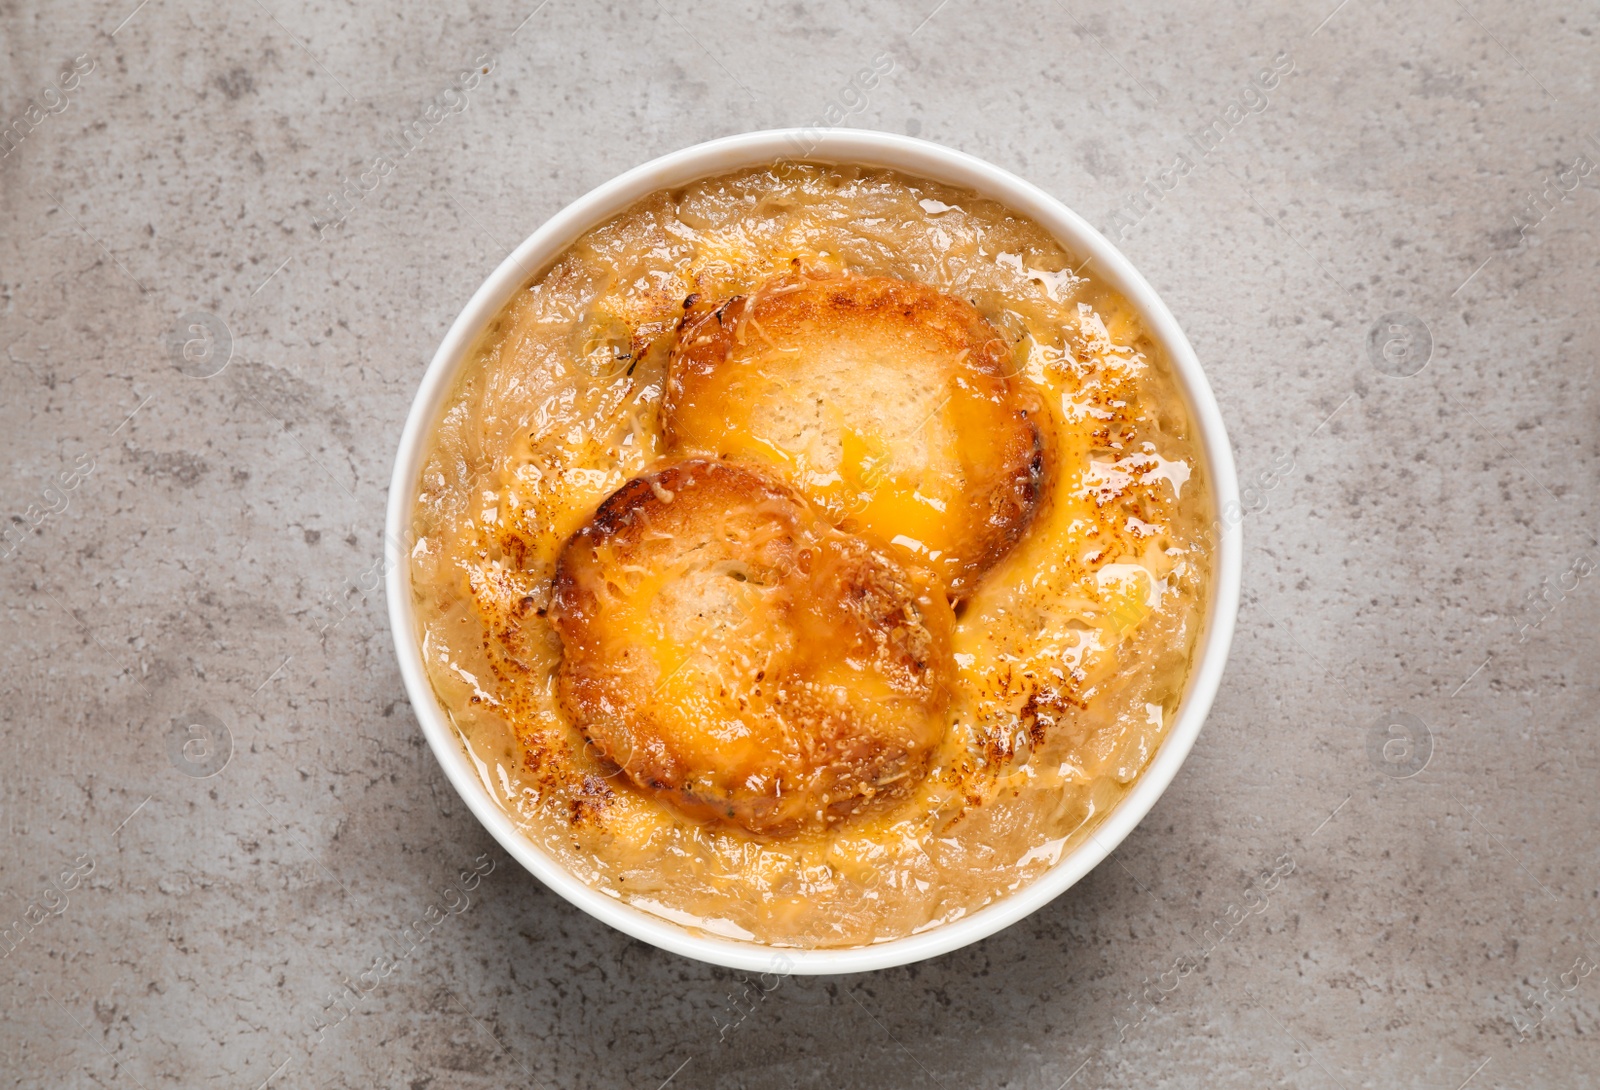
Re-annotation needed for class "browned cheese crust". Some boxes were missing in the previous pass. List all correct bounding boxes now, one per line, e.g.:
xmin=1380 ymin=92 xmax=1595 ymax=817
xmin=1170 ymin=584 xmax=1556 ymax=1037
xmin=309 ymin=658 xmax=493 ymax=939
xmin=551 ymin=459 xmax=956 ymax=836
xmin=662 ymin=273 xmax=1047 ymax=598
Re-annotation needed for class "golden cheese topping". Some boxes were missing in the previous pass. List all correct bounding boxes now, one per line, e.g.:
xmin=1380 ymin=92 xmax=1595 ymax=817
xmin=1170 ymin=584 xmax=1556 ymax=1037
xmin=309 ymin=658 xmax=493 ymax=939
xmin=408 ymin=163 xmax=1212 ymax=948
xmin=552 ymin=459 xmax=953 ymax=836
xmin=664 ymin=273 xmax=1045 ymax=596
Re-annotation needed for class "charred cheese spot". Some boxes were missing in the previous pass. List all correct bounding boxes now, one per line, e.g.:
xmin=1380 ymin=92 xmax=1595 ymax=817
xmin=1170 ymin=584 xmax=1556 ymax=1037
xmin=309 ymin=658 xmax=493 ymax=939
xmin=551 ymin=459 xmax=955 ymax=836
xmin=662 ymin=273 xmax=1046 ymax=597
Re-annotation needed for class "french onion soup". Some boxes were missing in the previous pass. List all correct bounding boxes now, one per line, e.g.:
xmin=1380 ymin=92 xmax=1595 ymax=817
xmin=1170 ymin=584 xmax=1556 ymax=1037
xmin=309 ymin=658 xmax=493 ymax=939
xmin=409 ymin=163 xmax=1213 ymax=946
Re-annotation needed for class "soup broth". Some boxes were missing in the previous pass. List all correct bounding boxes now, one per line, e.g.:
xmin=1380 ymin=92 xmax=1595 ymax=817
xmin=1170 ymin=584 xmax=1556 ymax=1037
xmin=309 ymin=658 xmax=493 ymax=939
xmin=408 ymin=163 xmax=1213 ymax=947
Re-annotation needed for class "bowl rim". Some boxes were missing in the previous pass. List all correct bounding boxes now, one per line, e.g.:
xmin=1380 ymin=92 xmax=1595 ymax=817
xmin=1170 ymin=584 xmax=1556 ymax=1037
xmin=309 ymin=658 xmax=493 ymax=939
xmin=385 ymin=128 xmax=1242 ymax=975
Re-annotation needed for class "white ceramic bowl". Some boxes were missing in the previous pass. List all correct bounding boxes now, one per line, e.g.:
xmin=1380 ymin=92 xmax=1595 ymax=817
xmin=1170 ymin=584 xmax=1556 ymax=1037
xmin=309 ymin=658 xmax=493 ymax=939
xmin=386 ymin=129 xmax=1242 ymax=974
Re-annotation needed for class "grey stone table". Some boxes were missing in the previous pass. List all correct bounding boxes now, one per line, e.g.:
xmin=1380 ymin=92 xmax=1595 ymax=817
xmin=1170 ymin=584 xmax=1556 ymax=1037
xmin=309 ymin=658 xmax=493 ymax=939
xmin=3 ymin=0 xmax=1596 ymax=1086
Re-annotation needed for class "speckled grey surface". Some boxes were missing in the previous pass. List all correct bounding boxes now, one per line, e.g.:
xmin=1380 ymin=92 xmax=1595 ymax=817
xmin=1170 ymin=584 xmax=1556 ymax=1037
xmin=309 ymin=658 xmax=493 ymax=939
xmin=3 ymin=0 xmax=1598 ymax=1086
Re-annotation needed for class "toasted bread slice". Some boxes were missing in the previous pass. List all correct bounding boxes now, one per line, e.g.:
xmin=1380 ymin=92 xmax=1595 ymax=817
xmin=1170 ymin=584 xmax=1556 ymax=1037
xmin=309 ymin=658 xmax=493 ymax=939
xmin=552 ymin=459 xmax=953 ymax=836
xmin=663 ymin=273 xmax=1046 ymax=597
